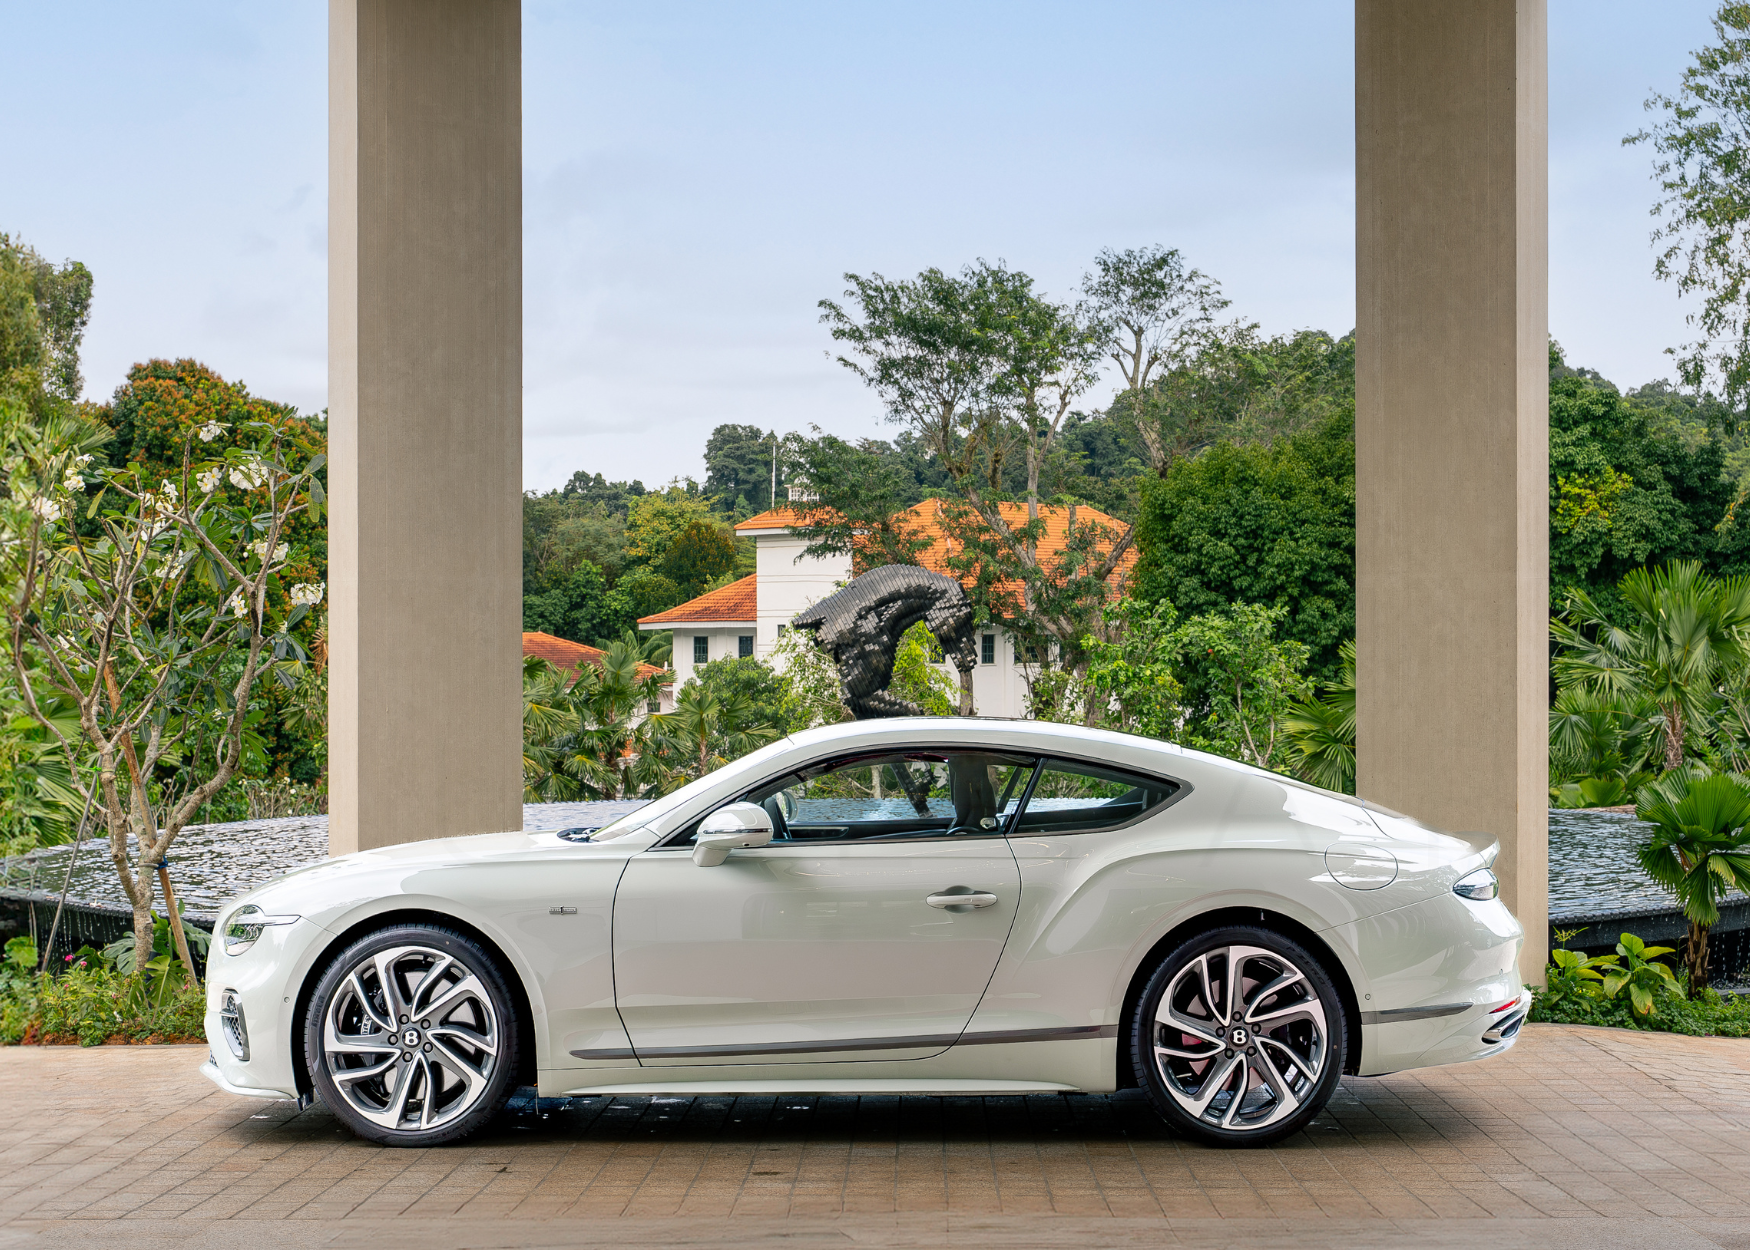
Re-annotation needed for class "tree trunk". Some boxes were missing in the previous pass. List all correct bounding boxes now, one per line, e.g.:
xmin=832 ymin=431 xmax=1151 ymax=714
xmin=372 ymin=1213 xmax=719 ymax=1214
xmin=157 ymin=861 xmax=200 ymax=986
xmin=1665 ymin=705 xmax=1685 ymax=773
xmin=1687 ymin=919 xmax=1711 ymax=997
xmin=957 ymin=664 xmax=975 ymax=717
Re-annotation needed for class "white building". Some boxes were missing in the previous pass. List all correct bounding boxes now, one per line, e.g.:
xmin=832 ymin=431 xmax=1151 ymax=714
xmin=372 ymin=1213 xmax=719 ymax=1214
xmin=638 ymin=503 xmax=1134 ymax=720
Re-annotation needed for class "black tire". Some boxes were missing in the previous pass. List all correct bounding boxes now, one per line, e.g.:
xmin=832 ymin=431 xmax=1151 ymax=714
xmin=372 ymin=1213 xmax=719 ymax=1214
xmin=305 ymin=924 xmax=520 ymax=1147
xmin=1130 ymin=925 xmax=1346 ymax=1147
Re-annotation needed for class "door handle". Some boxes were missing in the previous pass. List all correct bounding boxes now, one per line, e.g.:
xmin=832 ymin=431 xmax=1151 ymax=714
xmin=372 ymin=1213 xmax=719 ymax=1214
xmin=926 ymin=890 xmax=999 ymax=911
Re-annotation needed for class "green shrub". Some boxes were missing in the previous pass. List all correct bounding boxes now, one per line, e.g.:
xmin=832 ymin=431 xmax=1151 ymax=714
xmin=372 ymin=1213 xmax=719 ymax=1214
xmin=0 ymin=933 xmax=205 ymax=1046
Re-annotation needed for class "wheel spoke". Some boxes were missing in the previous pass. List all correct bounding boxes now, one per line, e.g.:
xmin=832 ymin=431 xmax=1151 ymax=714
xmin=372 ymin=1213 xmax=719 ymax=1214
xmin=418 ymin=974 xmax=486 ymax=1028
xmin=1182 ymin=1051 xmax=1242 ymax=1117
xmin=373 ymin=950 xmax=411 ymax=1022
xmin=1253 ymin=1041 xmax=1303 ymax=1119
xmin=347 ymin=972 xmax=396 ymax=1032
xmin=430 ymin=1023 xmax=498 ymax=1059
xmin=1243 ymin=969 xmax=1305 ymax=1022
xmin=330 ymin=1053 xmax=399 ymax=1085
xmin=1219 ymin=1055 xmax=1251 ymax=1127
xmin=1198 ymin=954 xmax=1222 ymax=1022
xmin=409 ymin=955 xmax=457 ymax=1016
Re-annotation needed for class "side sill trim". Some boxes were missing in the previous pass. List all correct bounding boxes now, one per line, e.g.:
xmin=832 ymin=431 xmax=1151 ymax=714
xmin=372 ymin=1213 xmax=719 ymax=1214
xmin=1359 ymin=1003 xmax=1472 ymax=1026
xmin=958 ymin=1025 xmax=1119 ymax=1045
xmin=573 ymin=1024 xmax=1119 ymax=1063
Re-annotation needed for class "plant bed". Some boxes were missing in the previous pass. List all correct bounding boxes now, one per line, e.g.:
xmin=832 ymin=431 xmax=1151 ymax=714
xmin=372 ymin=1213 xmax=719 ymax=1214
xmin=1 ymin=933 xmax=207 ymax=1047
xmin=1530 ymin=982 xmax=1750 ymax=1037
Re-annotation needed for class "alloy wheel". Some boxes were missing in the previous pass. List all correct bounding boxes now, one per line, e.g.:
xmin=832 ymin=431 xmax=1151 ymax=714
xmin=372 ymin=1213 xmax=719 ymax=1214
xmin=320 ymin=944 xmax=501 ymax=1133
xmin=1150 ymin=943 xmax=1328 ymax=1134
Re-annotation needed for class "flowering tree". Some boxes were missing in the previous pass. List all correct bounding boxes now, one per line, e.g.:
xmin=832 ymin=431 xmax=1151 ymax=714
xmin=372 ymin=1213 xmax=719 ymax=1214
xmin=2 ymin=401 xmax=325 ymax=974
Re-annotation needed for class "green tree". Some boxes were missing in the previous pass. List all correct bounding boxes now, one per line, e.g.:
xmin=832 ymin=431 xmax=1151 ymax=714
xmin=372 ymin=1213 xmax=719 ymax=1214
xmin=704 ymin=424 xmax=779 ymax=512
xmin=523 ymin=642 xmax=673 ymax=800
xmin=661 ymin=680 xmax=779 ymax=781
xmin=659 ymin=518 xmax=738 ymax=599
xmin=1281 ymin=639 xmax=1357 ymax=793
xmin=1548 ymin=347 xmax=1738 ymax=607
xmin=819 ymin=259 xmax=1131 ymax=714
xmin=3 ymin=398 xmax=326 ymax=972
xmin=1625 ymin=3 xmax=1750 ymax=407
xmin=522 ymin=559 xmax=627 ymax=645
xmin=1170 ymin=602 xmax=1312 ymax=772
xmin=1133 ymin=410 xmax=1355 ymax=680
xmin=1077 ymin=598 xmax=1185 ymax=740
xmin=1552 ymin=561 xmax=1750 ymax=772
xmin=694 ymin=656 xmax=789 ymax=736
xmin=1634 ymin=768 xmax=1750 ymax=996
xmin=0 ymin=234 xmax=92 ymax=411
xmin=1082 ymin=245 xmax=1227 ymax=478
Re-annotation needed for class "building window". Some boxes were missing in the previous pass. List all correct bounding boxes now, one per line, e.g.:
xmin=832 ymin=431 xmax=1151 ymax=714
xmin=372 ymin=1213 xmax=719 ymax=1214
xmin=647 ymin=699 xmax=660 ymax=714
xmin=777 ymin=624 xmax=787 ymax=635
xmin=693 ymin=636 xmax=709 ymax=664
xmin=981 ymin=634 xmax=996 ymax=665
xmin=738 ymin=635 xmax=754 ymax=658
xmin=1024 ymin=642 xmax=1041 ymax=663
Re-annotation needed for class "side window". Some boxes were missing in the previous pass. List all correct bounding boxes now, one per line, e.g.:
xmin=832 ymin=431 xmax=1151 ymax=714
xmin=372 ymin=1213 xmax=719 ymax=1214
xmin=738 ymin=635 xmax=754 ymax=658
xmin=1011 ymin=758 xmax=1177 ymax=836
xmin=693 ymin=636 xmax=709 ymax=664
xmin=677 ymin=751 xmax=1038 ymax=845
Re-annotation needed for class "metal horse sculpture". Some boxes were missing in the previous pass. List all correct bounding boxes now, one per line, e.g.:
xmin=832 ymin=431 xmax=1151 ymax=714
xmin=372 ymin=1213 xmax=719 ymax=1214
xmin=790 ymin=565 xmax=978 ymax=719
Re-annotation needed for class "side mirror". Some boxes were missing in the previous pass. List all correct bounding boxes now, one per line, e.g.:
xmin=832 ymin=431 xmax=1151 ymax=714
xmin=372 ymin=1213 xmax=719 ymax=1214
xmin=692 ymin=802 xmax=774 ymax=866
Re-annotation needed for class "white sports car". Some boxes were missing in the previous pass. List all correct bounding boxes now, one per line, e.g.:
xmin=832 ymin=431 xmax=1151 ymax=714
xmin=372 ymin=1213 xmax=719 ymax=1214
xmin=201 ymin=718 xmax=1527 ymax=1148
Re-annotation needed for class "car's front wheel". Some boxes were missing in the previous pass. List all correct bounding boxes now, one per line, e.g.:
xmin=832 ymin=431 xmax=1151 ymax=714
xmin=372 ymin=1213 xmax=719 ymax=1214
xmin=1132 ymin=925 xmax=1346 ymax=1147
xmin=305 ymin=924 xmax=519 ymax=1146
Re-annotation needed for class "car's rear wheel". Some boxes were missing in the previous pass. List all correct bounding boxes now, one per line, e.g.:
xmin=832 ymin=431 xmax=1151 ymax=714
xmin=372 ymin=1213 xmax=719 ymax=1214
xmin=305 ymin=924 xmax=519 ymax=1146
xmin=1132 ymin=925 xmax=1345 ymax=1147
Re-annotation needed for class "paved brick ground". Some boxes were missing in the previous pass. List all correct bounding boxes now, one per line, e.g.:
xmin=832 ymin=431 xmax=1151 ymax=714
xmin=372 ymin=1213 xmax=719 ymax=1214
xmin=3 ymin=1024 xmax=1750 ymax=1248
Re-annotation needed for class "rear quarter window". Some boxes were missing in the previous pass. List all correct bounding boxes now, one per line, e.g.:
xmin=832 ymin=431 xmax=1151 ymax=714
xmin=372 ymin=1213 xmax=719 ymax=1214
xmin=1011 ymin=757 xmax=1179 ymax=835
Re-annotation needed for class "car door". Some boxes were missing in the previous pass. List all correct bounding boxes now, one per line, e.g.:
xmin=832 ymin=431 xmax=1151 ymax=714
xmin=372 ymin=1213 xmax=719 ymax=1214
xmin=611 ymin=749 xmax=1034 ymax=1065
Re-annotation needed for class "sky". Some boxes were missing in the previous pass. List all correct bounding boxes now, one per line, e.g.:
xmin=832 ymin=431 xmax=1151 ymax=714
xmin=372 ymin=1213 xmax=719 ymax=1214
xmin=1 ymin=1 xmax=1723 ymax=491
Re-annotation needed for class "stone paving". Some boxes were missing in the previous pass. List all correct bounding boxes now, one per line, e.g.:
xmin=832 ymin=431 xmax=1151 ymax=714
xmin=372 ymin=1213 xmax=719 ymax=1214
xmin=3 ymin=1024 xmax=1750 ymax=1248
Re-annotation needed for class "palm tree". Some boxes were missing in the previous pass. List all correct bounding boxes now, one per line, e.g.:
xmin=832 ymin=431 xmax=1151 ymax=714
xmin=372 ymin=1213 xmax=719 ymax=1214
xmin=619 ymin=627 xmax=672 ymax=668
xmin=520 ymin=657 xmax=578 ymax=801
xmin=1634 ymin=768 xmax=1750 ymax=996
xmin=662 ymin=682 xmax=779 ymax=781
xmin=550 ymin=640 xmax=674 ymax=800
xmin=1281 ymin=640 xmax=1355 ymax=793
xmin=1552 ymin=561 xmax=1750 ymax=772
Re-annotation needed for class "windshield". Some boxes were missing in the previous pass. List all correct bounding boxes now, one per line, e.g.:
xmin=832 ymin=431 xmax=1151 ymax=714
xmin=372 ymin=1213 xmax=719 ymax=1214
xmin=589 ymin=735 xmax=797 ymax=840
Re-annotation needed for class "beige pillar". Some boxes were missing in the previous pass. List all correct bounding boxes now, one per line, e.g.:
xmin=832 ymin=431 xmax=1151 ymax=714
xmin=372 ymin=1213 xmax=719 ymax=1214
xmin=1355 ymin=1 xmax=1549 ymax=979
xmin=328 ymin=0 xmax=523 ymax=853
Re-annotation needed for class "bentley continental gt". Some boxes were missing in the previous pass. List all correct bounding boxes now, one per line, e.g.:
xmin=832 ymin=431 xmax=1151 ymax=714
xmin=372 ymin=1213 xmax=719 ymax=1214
xmin=201 ymin=718 xmax=1527 ymax=1147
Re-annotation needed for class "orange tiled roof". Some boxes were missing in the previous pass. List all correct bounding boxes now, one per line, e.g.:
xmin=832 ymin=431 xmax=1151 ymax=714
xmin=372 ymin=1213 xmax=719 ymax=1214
xmin=734 ymin=507 xmax=808 ymax=533
xmin=521 ymin=632 xmax=667 ymax=682
xmin=637 ymin=574 xmax=759 ymax=626
xmin=732 ymin=502 xmax=1135 ymax=592
xmin=898 ymin=500 xmax=1137 ymax=591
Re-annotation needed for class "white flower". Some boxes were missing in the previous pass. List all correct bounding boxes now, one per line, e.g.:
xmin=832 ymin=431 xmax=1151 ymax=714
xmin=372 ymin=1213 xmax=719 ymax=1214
xmin=228 ymin=462 xmax=268 ymax=490
xmin=159 ymin=551 xmax=194 ymax=579
xmin=288 ymin=582 xmax=325 ymax=606
xmin=197 ymin=421 xmax=226 ymax=443
xmin=196 ymin=466 xmax=223 ymax=494
xmin=28 ymin=495 xmax=62 ymax=524
xmin=225 ymin=590 xmax=249 ymax=618
xmin=248 ymin=537 xmax=289 ymax=564
xmin=62 ymin=468 xmax=85 ymax=492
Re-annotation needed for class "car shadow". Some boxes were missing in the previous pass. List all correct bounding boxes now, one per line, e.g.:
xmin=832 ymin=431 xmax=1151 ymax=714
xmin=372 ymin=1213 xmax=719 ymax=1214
xmin=228 ymin=1077 xmax=1481 ymax=1152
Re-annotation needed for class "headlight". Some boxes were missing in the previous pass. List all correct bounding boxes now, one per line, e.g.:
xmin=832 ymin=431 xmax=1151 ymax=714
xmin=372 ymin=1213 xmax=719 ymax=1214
xmin=223 ymin=905 xmax=298 ymax=955
xmin=1453 ymin=868 xmax=1499 ymax=901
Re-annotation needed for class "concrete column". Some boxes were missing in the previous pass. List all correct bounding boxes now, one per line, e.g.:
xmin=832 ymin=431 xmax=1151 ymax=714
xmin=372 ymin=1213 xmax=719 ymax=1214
xmin=1355 ymin=1 xmax=1549 ymax=979
xmin=329 ymin=0 xmax=522 ymax=853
